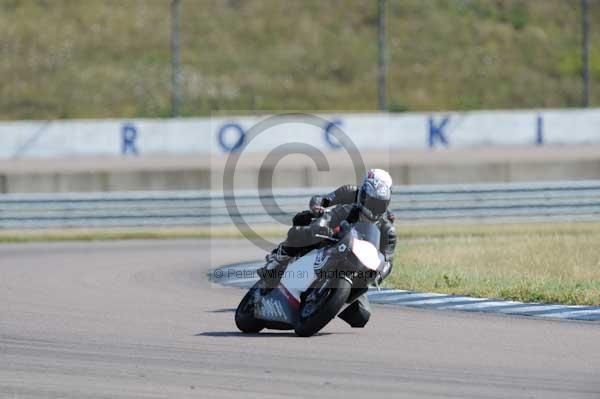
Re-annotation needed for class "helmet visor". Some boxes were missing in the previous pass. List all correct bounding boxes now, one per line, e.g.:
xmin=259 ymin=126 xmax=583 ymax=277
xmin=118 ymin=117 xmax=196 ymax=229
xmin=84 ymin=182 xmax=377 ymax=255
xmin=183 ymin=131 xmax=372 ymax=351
xmin=358 ymin=190 xmax=390 ymax=220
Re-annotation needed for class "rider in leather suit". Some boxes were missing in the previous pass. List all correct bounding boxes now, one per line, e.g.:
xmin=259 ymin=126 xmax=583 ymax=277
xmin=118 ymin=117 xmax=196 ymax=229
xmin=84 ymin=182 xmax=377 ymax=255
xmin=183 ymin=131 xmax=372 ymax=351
xmin=257 ymin=169 xmax=397 ymax=327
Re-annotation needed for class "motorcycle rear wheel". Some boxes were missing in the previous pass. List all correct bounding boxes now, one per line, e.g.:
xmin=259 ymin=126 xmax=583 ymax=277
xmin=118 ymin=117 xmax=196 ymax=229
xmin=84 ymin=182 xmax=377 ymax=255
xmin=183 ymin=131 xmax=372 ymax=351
xmin=295 ymin=278 xmax=351 ymax=337
xmin=235 ymin=281 xmax=266 ymax=333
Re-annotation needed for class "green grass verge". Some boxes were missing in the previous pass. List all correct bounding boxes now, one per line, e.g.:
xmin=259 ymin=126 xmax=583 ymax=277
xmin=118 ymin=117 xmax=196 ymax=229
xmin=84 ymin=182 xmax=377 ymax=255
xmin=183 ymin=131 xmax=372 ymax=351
xmin=386 ymin=222 xmax=600 ymax=306
xmin=8 ymin=221 xmax=593 ymax=243
xmin=3 ymin=221 xmax=599 ymax=306
xmin=0 ymin=227 xmax=286 ymax=243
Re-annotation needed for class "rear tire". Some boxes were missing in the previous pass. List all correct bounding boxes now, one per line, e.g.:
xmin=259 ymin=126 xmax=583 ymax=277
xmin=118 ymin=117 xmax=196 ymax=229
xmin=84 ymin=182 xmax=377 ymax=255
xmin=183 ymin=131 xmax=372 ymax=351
xmin=295 ymin=278 xmax=351 ymax=337
xmin=235 ymin=281 xmax=266 ymax=333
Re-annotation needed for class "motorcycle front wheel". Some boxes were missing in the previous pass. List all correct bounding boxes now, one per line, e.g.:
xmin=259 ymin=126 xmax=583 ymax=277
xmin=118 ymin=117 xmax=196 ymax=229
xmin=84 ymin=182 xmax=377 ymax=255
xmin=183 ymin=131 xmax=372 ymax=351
xmin=235 ymin=281 xmax=266 ymax=333
xmin=295 ymin=278 xmax=351 ymax=337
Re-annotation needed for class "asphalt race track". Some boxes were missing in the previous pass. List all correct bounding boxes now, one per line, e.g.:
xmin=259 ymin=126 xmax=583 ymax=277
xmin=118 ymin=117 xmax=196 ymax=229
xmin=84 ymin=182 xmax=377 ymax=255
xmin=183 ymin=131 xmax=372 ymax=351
xmin=1 ymin=239 xmax=599 ymax=398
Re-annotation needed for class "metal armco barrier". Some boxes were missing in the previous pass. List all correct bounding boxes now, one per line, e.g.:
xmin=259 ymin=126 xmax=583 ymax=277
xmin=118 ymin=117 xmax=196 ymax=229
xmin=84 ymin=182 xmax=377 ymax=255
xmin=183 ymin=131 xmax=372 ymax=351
xmin=2 ymin=180 xmax=600 ymax=229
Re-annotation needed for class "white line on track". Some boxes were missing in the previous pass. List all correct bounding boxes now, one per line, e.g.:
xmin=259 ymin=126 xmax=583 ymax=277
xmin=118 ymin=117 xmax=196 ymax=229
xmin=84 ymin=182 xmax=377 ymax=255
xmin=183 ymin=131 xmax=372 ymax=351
xmin=392 ymin=296 xmax=488 ymax=306
xmin=494 ymin=305 xmax=579 ymax=314
xmin=537 ymin=309 xmax=600 ymax=319
xmin=214 ymin=263 xmax=600 ymax=322
xmin=370 ymin=292 xmax=449 ymax=303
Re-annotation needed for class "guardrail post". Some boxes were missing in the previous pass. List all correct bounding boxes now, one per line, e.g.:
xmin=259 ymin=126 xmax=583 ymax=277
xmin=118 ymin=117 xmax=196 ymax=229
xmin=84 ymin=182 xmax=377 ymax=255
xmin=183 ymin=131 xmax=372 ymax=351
xmin=170 ymin=0 xmax=182 ymax=117
xmin=377 ymin=0 xmax=387 ymax=111
xmin=582 ymin=0 xmax=590 ymax=108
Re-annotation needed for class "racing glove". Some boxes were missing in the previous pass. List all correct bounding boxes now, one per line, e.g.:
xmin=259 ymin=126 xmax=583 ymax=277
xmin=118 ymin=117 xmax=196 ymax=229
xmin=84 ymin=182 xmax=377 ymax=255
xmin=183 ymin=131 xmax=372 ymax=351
xmin=309 ymin=195 xmax=326 ymax=216
xmin=310 ymin=218 xmax=333 ymax=239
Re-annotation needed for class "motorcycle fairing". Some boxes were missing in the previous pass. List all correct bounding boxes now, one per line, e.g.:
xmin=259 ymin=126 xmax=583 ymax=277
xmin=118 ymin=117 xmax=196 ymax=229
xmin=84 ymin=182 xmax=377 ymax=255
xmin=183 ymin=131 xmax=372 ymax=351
xmin=253 ymin=249 xmax=326 ymax=326
xmin=253 ymin=250 xmax=321 ymax=325
xmin=278 ymin=249 xmax=319 ymax=301
xmin=254 ymin=286 xmax=299 ymax=325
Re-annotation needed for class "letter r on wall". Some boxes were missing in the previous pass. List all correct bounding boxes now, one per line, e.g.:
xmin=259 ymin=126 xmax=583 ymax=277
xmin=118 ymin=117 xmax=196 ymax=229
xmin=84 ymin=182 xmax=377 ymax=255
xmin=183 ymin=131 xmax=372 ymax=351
xmin=122 ymin=124 xmax=139 ymax=155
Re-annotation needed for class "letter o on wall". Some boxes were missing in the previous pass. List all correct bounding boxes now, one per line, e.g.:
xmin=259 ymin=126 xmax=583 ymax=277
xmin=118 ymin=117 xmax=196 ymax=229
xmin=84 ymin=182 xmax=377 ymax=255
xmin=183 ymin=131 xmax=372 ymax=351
xmin=323 ymin=119 xmax=344 ymax=149
xmin=218 ymin=123 xmax=245 ymax=152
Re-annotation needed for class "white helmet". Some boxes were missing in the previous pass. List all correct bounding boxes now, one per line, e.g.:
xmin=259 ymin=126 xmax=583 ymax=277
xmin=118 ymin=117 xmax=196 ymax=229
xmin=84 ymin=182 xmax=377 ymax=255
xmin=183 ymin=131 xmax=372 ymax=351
xmin=357 ymin=169 xmax=392 ymax=221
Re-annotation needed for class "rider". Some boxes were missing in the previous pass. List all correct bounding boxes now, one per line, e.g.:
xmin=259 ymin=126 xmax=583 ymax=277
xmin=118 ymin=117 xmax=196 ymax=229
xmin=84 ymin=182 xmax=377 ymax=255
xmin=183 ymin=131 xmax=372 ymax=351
xmin=257 ymin=169 xmax=397 ymax=288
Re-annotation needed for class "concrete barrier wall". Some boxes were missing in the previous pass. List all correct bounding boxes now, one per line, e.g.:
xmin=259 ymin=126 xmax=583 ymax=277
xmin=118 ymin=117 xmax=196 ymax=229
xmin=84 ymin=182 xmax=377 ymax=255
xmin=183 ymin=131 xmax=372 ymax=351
xmin=2 ymin=109 xmax=600 ymax=159
xmin=2 ymin=146 xmax=600 ymax=193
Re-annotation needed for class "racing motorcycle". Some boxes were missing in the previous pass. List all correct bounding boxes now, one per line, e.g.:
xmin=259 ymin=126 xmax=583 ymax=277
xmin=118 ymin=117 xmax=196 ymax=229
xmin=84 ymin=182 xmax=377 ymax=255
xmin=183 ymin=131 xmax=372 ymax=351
xmin=235 ymin=221 xmax=385 ymax=337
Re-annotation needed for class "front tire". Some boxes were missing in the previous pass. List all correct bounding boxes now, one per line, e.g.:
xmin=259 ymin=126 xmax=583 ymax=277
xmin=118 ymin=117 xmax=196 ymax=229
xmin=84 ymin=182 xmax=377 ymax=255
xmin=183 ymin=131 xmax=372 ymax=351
xmin=295 ymin=278 xmax=351 ymax=337
xmin=235 ymin=281 xmax=266 ymax=333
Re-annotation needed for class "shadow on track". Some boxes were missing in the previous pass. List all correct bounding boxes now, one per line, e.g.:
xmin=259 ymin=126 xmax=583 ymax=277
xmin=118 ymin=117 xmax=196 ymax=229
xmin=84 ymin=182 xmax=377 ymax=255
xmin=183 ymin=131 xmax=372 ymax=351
xmin=205 ymin=308 xmax=237 ymax=313
xmin=196 ymin=331 xmax=335 ymax=337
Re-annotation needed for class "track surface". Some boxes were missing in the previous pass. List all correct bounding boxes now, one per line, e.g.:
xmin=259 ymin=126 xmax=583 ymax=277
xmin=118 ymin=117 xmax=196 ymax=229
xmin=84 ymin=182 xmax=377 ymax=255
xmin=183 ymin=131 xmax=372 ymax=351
xmin=1 ymin=239 xmax=599 ymax=398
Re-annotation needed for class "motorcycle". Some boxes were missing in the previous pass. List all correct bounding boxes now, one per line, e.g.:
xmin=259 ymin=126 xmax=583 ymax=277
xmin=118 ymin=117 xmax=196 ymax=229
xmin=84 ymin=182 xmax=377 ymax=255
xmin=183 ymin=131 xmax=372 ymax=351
xmin=235 ymin=221 xmax=385 ymax=337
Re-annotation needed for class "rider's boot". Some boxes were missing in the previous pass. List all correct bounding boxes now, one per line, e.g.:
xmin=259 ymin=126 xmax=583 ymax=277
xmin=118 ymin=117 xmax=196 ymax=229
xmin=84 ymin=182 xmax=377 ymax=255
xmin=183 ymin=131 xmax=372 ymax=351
xmin=256 ymin=245 xmax=291 ymax=288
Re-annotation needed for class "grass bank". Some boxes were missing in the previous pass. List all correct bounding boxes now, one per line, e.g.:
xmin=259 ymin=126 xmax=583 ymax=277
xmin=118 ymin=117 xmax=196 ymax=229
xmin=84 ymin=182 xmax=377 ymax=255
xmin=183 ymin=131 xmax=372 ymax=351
xmin=2 ymin=0 xmax=599 ymax=119
xmin=387 ymin=222 xmax=600 ymax=306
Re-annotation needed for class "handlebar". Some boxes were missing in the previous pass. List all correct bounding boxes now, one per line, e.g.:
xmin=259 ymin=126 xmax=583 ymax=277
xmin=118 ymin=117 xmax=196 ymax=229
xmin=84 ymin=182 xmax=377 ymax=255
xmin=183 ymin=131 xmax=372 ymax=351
xmin=314 ymin=234 xmax=339 ymax=242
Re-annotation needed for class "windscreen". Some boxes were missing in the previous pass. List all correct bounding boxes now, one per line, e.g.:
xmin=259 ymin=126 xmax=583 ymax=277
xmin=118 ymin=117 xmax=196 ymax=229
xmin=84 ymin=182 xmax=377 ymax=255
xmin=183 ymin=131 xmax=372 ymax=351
xmin=352 ymin=221 xmax=381 ymax=248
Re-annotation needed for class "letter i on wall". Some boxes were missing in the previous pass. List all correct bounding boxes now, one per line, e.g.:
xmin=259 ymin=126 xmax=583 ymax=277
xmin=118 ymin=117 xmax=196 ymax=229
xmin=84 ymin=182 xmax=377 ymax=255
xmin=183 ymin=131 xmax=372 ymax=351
xmin=536 ymin=115 xmax=544 ymax=146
